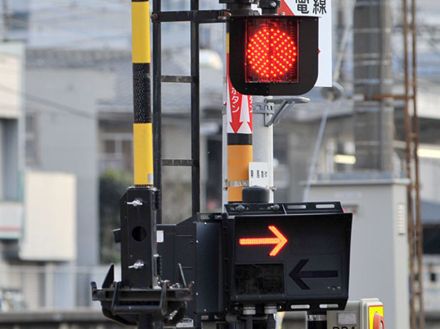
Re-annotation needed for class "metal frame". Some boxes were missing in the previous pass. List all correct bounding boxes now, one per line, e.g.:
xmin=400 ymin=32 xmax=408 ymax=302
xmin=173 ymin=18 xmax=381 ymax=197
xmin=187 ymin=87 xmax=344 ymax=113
xmin=190 ymin=0 xmax=201 ymax=217
xmin=151 ymin=1 xmax=228 ymax=222
xmin=152 ymin=0 xmax=162 ymax=221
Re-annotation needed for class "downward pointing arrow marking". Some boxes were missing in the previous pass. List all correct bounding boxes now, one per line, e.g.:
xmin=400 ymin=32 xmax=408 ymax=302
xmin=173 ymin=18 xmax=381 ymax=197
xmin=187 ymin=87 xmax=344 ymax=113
xmin=239 ymin=225 xmax=288 ymax=256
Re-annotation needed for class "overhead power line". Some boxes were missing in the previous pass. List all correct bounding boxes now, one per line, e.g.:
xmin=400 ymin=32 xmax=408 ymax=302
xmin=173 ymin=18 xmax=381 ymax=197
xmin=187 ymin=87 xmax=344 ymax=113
xmin=0 ymin=83 xmax=95 ymax=119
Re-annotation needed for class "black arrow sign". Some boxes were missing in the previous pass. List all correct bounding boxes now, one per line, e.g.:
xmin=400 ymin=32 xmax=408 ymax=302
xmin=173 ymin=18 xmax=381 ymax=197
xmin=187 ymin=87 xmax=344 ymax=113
xmin=289 ymin=259 xmax=338 ymax=290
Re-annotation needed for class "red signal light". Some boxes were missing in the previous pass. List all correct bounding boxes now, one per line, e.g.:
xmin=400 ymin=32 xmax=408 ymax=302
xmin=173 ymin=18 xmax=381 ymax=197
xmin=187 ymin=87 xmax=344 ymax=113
xmin=245 ymin=19 xmax=298 ymax=83
xmin=229 ymin=15 xmax=318 ymax=95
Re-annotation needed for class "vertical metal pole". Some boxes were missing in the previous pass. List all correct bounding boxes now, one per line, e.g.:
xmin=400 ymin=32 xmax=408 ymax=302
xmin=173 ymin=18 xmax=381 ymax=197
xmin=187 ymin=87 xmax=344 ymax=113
xmin=190 ymin=11 xmax=202 ymax=323
xmin=191 ymin=0 xmax=200 ymax=215
xmin=252 ymin=98 xmax=273 ymax=202
xmin=401 ymin=0 xmax=416 ymax=328
xmin=222 ymin=112 xmax=228 ymax=207
xmin=152 ymin=0 xmax=162 ymax=222
xmin=131 ymin=0 xmax=154 ymax=187
xmin=1 ymin=0 xmax=8 ymax=41
xmin=411 ymin=0 xmax=424 ymax=326
xmin=191 ymin=4 xmax=202 ymax=315
xmin=303 ymin=104 xmax=329 ymax=202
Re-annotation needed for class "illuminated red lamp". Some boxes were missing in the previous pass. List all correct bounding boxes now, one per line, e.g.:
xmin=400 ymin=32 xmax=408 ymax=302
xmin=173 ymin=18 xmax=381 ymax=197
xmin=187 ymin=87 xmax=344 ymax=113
xmin=245 ymin=19 xmax=298 ymax=83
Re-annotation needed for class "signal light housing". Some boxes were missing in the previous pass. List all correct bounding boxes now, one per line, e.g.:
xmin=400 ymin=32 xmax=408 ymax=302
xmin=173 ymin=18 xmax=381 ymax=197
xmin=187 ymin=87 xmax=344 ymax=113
xmin=229 ymin=16 xmax=319 ymax=96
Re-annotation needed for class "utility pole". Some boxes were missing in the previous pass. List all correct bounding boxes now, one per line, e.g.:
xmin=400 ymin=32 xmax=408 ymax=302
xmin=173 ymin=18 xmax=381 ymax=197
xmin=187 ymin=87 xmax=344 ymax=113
xmin=353 ymin=0 xmax=394 ymax=172
xmin=1 ymin=0 xmax=9 ymax=41
xmin=402 ymin=0 xmax=425 ymax=326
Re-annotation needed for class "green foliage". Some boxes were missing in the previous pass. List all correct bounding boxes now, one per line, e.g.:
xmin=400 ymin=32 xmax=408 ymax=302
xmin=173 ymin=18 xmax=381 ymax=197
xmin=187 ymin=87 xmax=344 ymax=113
xmin=99 ymin=170 xmax=131 ymax=264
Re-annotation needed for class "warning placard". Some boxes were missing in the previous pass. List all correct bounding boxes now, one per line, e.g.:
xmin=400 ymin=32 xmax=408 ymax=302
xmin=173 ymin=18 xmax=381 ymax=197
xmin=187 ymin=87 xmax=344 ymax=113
xmin=368 ymin=305 xmax=384 ymax=329
xmin=249 ymin=162 xmax=269 ymax=188
xmin=280 ymin=0 xmax=329 ymax=17
xmin=279 ymin=0 xmax=332 ymax=87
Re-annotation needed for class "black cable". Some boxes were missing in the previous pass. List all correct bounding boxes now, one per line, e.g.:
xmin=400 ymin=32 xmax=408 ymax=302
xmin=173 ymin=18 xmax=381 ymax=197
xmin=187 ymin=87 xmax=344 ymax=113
xmin=0 ymin=83 xmax=95 ymax=119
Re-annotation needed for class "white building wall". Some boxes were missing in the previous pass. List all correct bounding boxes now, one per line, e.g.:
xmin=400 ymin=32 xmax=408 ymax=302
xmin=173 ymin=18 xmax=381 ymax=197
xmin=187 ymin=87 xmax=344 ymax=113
xmin=419 ymin=157 xmax=440 ymax=202
xmin=20 ymin=171 xmax=76 ymax=261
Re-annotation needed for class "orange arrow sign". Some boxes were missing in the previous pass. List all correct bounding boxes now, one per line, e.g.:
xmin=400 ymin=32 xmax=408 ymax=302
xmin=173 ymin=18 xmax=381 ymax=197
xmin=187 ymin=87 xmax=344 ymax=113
xmin=239 ymin=225 xmax=288 ymax=256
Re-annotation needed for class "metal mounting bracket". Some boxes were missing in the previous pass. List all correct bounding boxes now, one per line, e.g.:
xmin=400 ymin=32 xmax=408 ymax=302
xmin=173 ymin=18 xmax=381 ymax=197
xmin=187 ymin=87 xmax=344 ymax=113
xmin=262 ymin=96 xmax=311 ymax=127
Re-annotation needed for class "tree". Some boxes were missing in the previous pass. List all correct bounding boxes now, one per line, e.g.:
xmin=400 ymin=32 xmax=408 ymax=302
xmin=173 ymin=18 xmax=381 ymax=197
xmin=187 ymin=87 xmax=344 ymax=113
xmin=99 ymin=170 xmax=131 ymax=264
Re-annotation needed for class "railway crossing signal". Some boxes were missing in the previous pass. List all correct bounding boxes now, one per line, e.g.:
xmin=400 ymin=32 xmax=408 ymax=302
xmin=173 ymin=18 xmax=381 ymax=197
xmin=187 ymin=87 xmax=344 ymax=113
xmin=91 ymin=1 xmax=385 ymax=329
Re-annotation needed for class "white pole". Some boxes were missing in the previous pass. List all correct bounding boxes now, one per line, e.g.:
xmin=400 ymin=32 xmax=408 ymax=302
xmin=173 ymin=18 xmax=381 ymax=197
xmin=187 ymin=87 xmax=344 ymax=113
xmin=252 ymin=96 xmax=274 ymax=202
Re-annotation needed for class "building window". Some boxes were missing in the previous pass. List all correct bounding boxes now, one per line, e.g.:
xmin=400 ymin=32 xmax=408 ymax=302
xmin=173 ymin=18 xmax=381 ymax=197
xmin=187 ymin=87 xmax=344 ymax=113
xmin=1 ymin=119 xmax=20 ymax=200
xmin=99 ymin=133 xmax=133 ymax=173
xmin=103 ymin=140 xmax=116 ymax=155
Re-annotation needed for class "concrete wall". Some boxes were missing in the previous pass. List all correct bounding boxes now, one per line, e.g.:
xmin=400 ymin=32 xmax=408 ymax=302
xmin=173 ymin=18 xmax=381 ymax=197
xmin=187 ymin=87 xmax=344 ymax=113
xmin=308 ymin=180 xmax=410 ymax=329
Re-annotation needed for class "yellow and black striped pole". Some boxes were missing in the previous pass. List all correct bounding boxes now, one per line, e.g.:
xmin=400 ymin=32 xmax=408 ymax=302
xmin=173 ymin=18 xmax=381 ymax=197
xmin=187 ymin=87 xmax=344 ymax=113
xmin=131 ymin=0 xmax=153 ymax=186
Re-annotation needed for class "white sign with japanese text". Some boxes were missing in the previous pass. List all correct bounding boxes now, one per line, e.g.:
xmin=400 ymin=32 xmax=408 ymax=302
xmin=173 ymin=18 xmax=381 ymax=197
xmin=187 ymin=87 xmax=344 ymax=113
xmin=279 ymin=0 xmax=332 ymax=87
xmin=281 ymin=0 xmax=329 ymax=17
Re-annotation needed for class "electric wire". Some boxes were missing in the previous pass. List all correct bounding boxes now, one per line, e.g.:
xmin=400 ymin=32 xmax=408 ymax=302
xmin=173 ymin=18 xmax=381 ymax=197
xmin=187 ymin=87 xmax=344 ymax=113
xmin=0 ymin=83 xmax=95 ymax=119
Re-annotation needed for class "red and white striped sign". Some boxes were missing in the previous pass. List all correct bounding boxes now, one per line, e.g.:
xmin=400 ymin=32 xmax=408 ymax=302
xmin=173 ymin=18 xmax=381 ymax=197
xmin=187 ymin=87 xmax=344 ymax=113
xmin=226 ymin=55 xmax=253 ymax=134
